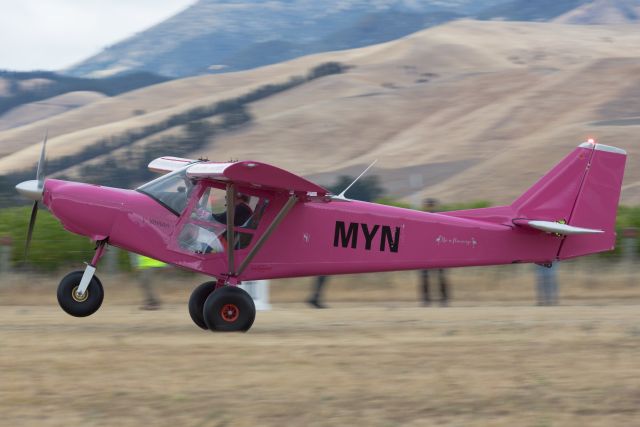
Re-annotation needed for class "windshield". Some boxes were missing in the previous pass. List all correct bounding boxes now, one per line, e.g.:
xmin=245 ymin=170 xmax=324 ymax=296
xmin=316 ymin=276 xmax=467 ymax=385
xmin=137 ymin=168 xmax=195 ymax=215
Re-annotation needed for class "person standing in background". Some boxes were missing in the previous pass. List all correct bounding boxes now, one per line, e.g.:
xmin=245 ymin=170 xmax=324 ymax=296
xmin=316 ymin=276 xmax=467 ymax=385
xmin=535 ymin=262 xmax=559 ymax=306
xmin=307 ymin=275 xmax=329 ymax=309
xmin=306 ymin=174 xmax=385 ymax=309
xmin=419 ymin=198 xmax=450 ymax=306
xmin=131 ymin=253 xmax=164 ymax=310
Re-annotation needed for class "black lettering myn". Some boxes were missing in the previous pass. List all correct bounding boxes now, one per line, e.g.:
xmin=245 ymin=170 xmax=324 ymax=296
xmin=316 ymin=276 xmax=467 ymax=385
xmin=333 ymin=221 xmax=400 ymax=253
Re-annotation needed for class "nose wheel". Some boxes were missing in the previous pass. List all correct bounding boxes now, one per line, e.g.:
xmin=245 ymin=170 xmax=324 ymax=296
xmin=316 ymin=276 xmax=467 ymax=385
xmin=57 ymin=271 xmax=104 ymax=317
xmin=201 ymin=285 xmax=256 ymax=332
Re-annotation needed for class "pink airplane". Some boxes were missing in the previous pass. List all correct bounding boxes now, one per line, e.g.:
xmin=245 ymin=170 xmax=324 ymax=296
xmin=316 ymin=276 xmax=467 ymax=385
xmin=16 ymin=140 xmax=626 ymax=332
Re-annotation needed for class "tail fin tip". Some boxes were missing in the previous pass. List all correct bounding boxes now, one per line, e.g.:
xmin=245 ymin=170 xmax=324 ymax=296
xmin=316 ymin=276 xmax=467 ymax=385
xmin=579 ymin=141 xmax=626 ymax=155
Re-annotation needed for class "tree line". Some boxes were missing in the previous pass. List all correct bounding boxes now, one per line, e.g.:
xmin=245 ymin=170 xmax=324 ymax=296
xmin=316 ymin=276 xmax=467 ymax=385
xmin=0 ymin=70 xmax=171 ymax=117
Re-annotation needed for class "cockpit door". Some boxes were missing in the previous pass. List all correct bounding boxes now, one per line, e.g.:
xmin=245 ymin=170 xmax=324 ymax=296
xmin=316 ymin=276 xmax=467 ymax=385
xmin=171 ymin=181 xmax=271 ymax=265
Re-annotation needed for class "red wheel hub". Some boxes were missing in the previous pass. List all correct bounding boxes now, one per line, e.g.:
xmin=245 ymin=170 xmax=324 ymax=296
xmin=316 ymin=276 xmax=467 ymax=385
xmin=220 ymin=304 xmax=240 ymax=322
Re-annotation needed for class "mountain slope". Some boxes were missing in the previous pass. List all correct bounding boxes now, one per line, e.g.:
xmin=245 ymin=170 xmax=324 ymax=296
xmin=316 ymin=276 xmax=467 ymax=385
xmin=0 ymin=70 xmax=170 ymax=132
xmin=554 ymin=0 xmax=640 ymax=24
xmin=65 ymin=0 xmax=640 ymax=80
xmin=2 ymin=20 xmax=640 ymax=206
xmin=66 ymin=0 xmax=504 ymax=78
xmin=476 ymin=0 xmax=591 ymax=21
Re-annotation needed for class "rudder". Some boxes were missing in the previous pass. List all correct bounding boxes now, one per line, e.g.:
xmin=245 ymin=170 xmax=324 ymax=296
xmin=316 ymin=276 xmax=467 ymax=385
xmin=558 ymin=143 xmax=626 ymax=259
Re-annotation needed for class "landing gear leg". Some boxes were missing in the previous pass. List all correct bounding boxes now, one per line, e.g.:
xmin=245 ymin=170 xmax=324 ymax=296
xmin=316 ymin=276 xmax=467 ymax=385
xmin=56 ymin=240 xmax=107 ymax=317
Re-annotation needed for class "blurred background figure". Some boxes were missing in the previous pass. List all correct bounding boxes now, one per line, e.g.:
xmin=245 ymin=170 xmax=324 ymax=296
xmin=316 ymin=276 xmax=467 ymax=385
xmin=307 ymin=275 xmax=329 ymax=309
xmin=535 ymin=262 xmax=559 ymax=306
xmin=0 ymin=235 xmax=12 ymax=273
xmin=419 ymin=268 xmax=449 ymax=307
xmin=419 ymin=198 xmax=450 ymax=306
xmin=306 ymin=173 xmax=385 ymax=309
xmin=130 ymin=253 xmax=165 ymax=310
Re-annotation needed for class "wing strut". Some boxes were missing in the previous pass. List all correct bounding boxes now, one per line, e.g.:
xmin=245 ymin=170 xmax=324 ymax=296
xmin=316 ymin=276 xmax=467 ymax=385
xmin=226 ymin=183 xmax=236 ymax=275
xmin=333 ymin=160 xmax=377 ymax=200
xmin=236 ymin=195 xmax=298 ymax=276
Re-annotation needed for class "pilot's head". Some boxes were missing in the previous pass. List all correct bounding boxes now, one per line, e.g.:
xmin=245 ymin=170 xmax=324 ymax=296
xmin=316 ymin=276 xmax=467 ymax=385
xmin=237 ymin=193 xmax=250 ymax=204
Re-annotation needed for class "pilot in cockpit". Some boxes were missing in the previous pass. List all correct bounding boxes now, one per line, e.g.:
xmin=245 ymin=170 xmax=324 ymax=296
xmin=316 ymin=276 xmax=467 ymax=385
xmin=211 ymin=193 xmax=253 ymax=226
xmin=180 ymin=191 xmax=254 ymax=254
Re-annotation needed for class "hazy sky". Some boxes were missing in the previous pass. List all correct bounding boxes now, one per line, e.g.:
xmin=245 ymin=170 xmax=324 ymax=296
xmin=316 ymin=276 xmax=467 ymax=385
xmin=0 ymin=0 xmax=195 ymax=71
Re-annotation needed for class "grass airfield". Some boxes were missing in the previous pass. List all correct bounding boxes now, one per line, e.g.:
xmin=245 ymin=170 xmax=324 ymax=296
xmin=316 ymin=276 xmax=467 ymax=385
xmin=1 ymin=265 xmax=639 ymax=427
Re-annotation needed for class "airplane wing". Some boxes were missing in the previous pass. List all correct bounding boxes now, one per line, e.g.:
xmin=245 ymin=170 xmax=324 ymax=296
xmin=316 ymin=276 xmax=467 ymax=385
xmin=148 ymin=156 xmax=197 ymax=173
xmin=148 ymin=157 xmax=329 ymax=197
xmin=186 ymin=161 xmax=330 ymax=197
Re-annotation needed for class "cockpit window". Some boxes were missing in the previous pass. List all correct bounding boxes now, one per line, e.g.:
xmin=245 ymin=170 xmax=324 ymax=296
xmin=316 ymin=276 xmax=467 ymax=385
xmin=137 ymin=168 xmax=194 ymax=215
xmin=190 ymin=187 xmax=258 ymax=227
xmin=178 ymin=186 xmax=270 ymax=254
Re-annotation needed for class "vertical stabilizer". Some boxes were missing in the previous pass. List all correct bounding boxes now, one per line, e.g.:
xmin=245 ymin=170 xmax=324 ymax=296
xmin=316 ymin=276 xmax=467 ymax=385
xmin=558 ymin=143 xmax=626 ymax=259
xmin=440 ymin=141 xmax=626 ymax=260
xmin=511 ymin=144 xmax=594 ymax=222
xmin=512 ymin=141 xmax=626 ymax=259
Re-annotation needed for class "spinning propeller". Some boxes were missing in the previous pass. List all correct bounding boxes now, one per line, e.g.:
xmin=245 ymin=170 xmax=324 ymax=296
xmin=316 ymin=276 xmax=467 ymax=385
xmin=15 ymin=133 xmax=47 ymax=261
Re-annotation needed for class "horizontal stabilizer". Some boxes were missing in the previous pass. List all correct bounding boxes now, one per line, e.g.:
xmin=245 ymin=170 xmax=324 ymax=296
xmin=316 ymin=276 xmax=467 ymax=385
xmin=514 ymin=219 xmax=603 ymax=235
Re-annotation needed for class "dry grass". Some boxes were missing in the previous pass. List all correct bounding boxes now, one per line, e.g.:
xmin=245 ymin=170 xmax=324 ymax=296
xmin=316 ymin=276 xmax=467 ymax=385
xmin=1 ymin=263 xmax=639 ymax=426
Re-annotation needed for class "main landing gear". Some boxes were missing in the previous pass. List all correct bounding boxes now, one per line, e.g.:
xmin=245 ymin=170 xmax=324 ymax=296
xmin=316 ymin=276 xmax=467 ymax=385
xmin=188 ymin=281 xmax=256 ymax=332
xmin=57 ymin=240 xmax=256 ymax=332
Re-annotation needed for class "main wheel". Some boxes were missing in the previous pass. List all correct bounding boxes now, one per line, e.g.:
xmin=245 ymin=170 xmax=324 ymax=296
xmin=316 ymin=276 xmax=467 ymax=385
xmin=203 ymin=286 xmax=256 ymax=332
xmin=57 ymin=271 xmax=104 ymax=317
xmin=188 ymin=281 xmax=218 ymax=330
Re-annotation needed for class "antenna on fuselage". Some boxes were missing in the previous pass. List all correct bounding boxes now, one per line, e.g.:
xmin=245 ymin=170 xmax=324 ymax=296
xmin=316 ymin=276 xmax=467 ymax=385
xmin=333 ymin=160 xmax=378 ymax=201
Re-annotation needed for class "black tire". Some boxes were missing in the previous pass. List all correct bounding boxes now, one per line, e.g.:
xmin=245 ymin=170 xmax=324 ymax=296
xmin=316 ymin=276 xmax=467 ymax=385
xmin=57 ymin=271 xmax=104 ymax=317
xmin=188 ymin=281 xmax=218 ymax=330
xmin=203 ymin=286 xmax=256 ymax=332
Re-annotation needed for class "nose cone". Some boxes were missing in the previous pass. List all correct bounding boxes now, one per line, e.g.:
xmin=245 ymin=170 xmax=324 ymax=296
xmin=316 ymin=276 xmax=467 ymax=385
xmin=45 ymin=179 xmax=129 ymax=241
xmin=15 ymin=180 xmax=43 ymax=201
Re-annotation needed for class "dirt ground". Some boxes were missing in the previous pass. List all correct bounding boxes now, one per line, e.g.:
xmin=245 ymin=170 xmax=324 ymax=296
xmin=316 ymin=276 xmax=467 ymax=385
xmin=1 ymin=263 xmax=639 ymax=427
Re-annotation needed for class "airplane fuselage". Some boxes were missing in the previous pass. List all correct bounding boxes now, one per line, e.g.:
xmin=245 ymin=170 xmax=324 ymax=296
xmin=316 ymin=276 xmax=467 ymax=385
xmin=44 ymin=178 xmax=564 ymax=282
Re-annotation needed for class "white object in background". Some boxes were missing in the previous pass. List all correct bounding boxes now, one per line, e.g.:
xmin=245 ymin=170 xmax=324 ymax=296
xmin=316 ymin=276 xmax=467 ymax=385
xmin=239 ymin=280 xmax=271 ymax=310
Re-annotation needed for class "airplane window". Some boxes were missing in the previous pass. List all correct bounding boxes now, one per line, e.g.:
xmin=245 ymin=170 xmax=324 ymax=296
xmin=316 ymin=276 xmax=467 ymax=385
xmin=242 ymin=199 xmax=269 ymax=230
xmin=184 ymin=187 xmax=270 ymax=253
xmin=192 ymin=188 xmax=267 ymax=230
xmin=191 ymin=187 xmax=227 ymax=226
xmin=178 ymin=223 xmax=225 ymax=254
xmin=137 ymin=169 xmax=195 ymax=215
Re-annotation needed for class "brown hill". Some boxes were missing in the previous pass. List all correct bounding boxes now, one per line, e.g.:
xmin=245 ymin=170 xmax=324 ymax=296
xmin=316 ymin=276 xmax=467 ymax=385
xmin=554 ymin=0 xmax=640 ymax=25
xmin=0 ymin=91 xmax=106 ymax=131
xmin=1 ymin=20 xmax=639 ymax=205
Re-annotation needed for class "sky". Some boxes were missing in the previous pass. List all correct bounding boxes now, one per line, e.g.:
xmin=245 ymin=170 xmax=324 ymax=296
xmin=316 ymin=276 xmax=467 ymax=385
xmin=0 ymin=0 xmax=196 ymax=71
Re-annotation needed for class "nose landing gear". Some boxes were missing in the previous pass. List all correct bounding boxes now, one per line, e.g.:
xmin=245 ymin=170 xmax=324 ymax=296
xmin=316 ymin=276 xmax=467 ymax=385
xmin=57 ymin=271 xmax=104 ymax=317
xmin=57 ymin=240 xmax=106 ymax=317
